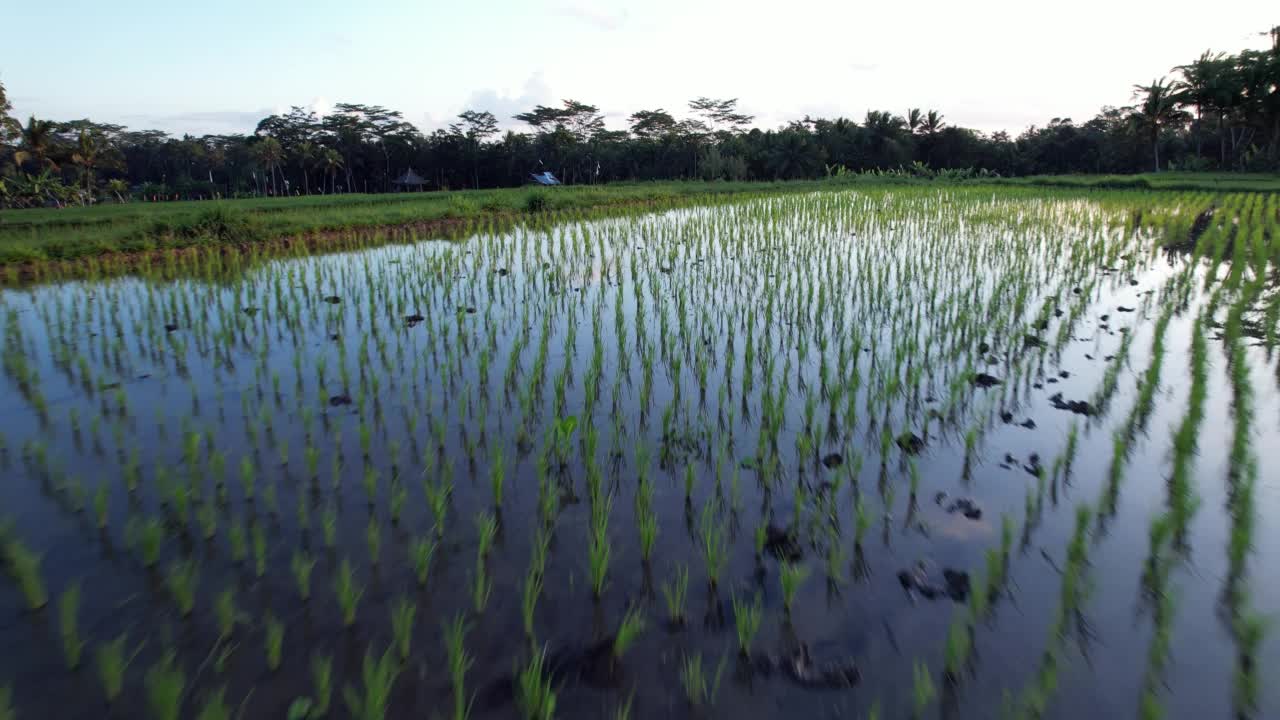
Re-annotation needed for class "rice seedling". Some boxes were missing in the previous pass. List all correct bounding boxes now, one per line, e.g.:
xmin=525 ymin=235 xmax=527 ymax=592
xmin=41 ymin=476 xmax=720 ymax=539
xmin=588 ymin=494 xmax=613 ymax=598
xmin=252 ymin=523 xmax=267 ymax=577
xmin=780 ymin=561 xmax=809 ymax=614
xmin=58 ymin=583 xmax=83 ymax=669
xmin=214 ymin=587 xmax=238 ymax=638
xmin=166 ymin=559 xmax=199 ymax=616
xmin=333 ymin=558 xmax=363 ymax=627
xmin=444 ymin=614 xmax=474 ymax=720
xmin=732 ymin=592 xmax=763 ymax=656
xmin=96 ymin=633 xmax=136 ymax=704
xmin=194 ymin=687 xmax=232 ymax=720
xmin=0 ymin=686 xmax=11 ymax=720
xmin=342 ymin=645 xmax=400 ymax=720
xmin=411 ymin=536 xmax=437 ymax=587
xmin=613 ymin=607 xmax=646 ymax=662
xmin=912 ymin=660 xmax=935 ymax=717
xmin=265 ymin=614 xmax=285 ymax=671
xmin=145 ymin=653 xmax=185 ymax=720
xmin=516 ymin=646 xmax=557 ymax=720
xmin=292 ymin=551 xmax=316 ymax=601
xmin=366 ymin=517 xmax=382 ymax=566
xmin=311 ymin=653 xmax=334 ymax=716
xmin=680 ymin=652 xmax=727 ymax=707
xmin=661 ymin=564 xmax=689 ymax=625
xmin=390 ymin=595 xmax=416 ymax=660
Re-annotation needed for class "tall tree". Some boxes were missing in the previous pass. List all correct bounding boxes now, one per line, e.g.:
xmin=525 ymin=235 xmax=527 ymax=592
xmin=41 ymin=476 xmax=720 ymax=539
xmin=13 ymin=116 xmax=58 ymax=172
xmin=1132 ymin=78 xmax=1188 ymax=172
xmin=451 ymin=110 xmax=498 ymax=188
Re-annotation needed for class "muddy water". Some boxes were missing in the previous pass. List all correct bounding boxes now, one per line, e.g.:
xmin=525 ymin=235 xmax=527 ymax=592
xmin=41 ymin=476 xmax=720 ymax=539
xmin=0 ymin=190 xmax=1275 ymax=719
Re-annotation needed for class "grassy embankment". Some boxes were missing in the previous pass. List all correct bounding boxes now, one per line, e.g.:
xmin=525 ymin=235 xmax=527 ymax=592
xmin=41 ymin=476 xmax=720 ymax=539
xmin=1 ymin=173 xmax=1277 ymax=267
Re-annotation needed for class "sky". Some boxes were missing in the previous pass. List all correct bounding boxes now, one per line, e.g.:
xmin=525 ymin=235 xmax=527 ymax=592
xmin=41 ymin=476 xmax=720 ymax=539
xmin=3 ymin=0 xmax=1276 ymax=137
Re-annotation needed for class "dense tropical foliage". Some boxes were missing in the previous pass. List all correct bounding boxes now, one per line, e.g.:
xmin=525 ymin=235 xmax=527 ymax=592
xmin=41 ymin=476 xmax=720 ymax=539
xmin=1 ymin=28 xmax=1277 ymax=207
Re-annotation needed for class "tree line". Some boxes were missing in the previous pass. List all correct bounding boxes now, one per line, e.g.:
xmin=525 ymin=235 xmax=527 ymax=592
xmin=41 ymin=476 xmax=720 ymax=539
xmin=1 ymin=27 xmax=1277 ymax=208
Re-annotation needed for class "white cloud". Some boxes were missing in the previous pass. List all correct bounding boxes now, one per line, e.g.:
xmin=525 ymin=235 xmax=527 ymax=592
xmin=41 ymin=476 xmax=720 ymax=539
xmin=554 ymin=3 xmax=630 ymax=31
xmin=462 ymin=72 xmax=555 ymax=128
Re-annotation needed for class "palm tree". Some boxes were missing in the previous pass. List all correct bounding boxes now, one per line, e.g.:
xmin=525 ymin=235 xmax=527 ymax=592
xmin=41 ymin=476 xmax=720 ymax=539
xmin=252 ymin=137 xmax=284 ymax=195
xmin=13 ymin=116 xmax=58 ymax=172
xmin=105 ymin=179 xmax=129 ymax=203
xmin=1174 ymin=51 xmax=1228 ymax=160
xmin=295 ymin=141 xmax=317 ymax=195
xmin=921 ymin=110 xmax=946 ymax=135
xmin=1132 ymin=78 xmax=1189 ymax=172
xmin=71 ymin=130 xmax=103 ymax=198
xmin=906 ymin=108 xmax=923 ymax=135
xmin=319 ymin=148 xmax=344 ymax=194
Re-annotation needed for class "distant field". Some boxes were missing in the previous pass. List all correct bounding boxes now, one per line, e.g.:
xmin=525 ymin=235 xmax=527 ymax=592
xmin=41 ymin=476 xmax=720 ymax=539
xmin=1 ymin=173 xmax=1277 ymax=265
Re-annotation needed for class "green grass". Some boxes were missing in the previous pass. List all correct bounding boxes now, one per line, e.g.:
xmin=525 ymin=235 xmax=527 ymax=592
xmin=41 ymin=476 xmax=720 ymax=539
xmin=145 ymin=653 xmax=185 ymax=720
xmin=516 ymin=647 xmax=557 ymax=720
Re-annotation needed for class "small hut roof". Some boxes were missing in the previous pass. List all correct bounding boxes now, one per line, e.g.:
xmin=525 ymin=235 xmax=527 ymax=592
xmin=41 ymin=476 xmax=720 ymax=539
xmin=392 ymin=168 xmax=427 ymax=185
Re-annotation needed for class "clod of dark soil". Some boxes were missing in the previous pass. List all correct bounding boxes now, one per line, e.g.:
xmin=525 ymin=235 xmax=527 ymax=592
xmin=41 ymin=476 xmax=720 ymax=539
xmin=659 ymin=266 xmax=673 ymax=274
xmin=896 ymin=432 xmax=925 ymax=455
xmin=242 ymin=307 xmax=258 ymax=316
xmin=1020 ymin=418 xmax=1037 ymax=429
xmin=1058 ymin=370 xmax=1071 ymax=379
xmin=978 ymin=342 xmax=990 ymax=354
xmin=1023 ymin=334 xmax=1047 ymax=349
xmin=1100 ymin=314 xmax=1110 ymax=322
xmin=456 ymin=306 xmax=477 ymax=314
xmin=1117 ymin=306 xmax=1135 ymax=313
xmin=752 ymin=644 xmax=861 ymax=689
xmin=765 ymin=524 xmax=803 ymax=561
xmin=1053 ymin=308 xmax=1064 ymax=317
xmin=404 ymin=314 xmax=425 ymax=327
xmin=328 ymin=393 xmax=353 ymax=407
xmin=972 ymin=373 xmax=1002 ymax=388
xmin=496 ymin=268 xmax=509 ymax=276
xmin=1000 ymin=411 xmax=1014 ymax=424
xmin=323 ymin=295 xmax=341 ymax=304
xmin=897 ymin=562 xmax=971 ymax=602
xmin=936 ymin=493 xmax=983 ymax=520
xmin=821 ymin=453 xmax=843 ymax=469
xmin=164 ymin=323 xmax=178 ymax=333
xmin=1024 ymin=453 xmax=1044 ymax=477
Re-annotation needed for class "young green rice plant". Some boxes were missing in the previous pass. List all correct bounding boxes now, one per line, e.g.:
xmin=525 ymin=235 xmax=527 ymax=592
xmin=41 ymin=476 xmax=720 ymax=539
xmin=214 ymin=587 xmax=238 ymax=638
xmin=58 ymin=583 xmax=84 ymax=669
xmin=239 ymin=456 xmax=255 ymax=500
xmin=516 ymin=646 xmax=557 ymax=720
xmin=444 ymin=614 xmax=474 ymax=720
xmin=390 ymin=595 xmax=416 ymax=661
xmin=321 ymin=503 xmax=337 ymax=548
xmin=411 ymin=536 xmax=437 ymax=587
xmin=612 ymin=607 xmax=647 ymax=663
xmin=854 ymin=494 xmax=871 ymax=548
xmin=943 ymin=610 xmax=971 ymax=682
xmin=472 ymin=556 xmax=492 ymax=614
xmin=93 ymin=484 xmax=109 ymax=530
xmin=680 ymin=652 xmax=727 ymax=707
xmin=427 ymin=479 xmax=451 ymax=537
xmin=699 ymin=502 xmax=727 ymax=588
xmin=366 ymin=517 xmax=382 ymax=566
xmin=342 ymin=645 xmax=400 ymax=720
xmin=389 ymin=480 xmax=406 ymax=524
xmin=166 ymin=559 xmax=199 ymax=617
xmin=291 ymin=551 xmax=316 ymax=601
xmin=732 ymin=592 xmax=763 ymax=656
xmin=250 ymin=523 xmax=268 ymax=577
xmin=0 ymin=687 xmax=11 ymax=720
xmin=311 ymin=653 xmax=334 ymax=716
xmin=780 ymin=561 xmax=809 ymax=614
xmin=489 ymin=447 xmax=506 ymax=508
xmin=145 ymin=653 xmax=185 ymax=720
xmin=194 ymin=687 xmax=231 ymax=720
xmin=475 ymin=512 xmax=497 ymax=560
xmin=228 ymin=518 xmax=247 ymax=563
xmin=265 ymin=614 xmax=285 ymax=671
xmin=912 ymin=660 xmax=935 ymax=718
xmin=333 ymin=558 xmax=363 ymax=627
xmin=96 ymin=633 xmax=135 ymax=704
xmin=134 ymin=517 xmax=164 ymax=569
xmin=588 ymin=494 xmax=613 ymax=599
xmin=662 ymin=564 xmax=690 ymax=626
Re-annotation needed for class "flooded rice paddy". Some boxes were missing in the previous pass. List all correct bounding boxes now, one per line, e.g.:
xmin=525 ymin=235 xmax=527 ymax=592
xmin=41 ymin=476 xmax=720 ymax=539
xmin=0 ymin=188 xmax=1277 ymax=719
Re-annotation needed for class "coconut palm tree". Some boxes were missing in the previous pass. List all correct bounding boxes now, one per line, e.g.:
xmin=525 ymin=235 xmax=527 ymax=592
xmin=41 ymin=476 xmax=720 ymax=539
xmin=1132 ymin=78 xmax=1189 ymax=172
xmin=319 ymin=148 xmax=344 ymax=194
xmin=252 ymin=137 xmax=284 ymax=195
xmin=921 ymin=111 xmax=946 ymax=135
xmin=906 ymin=108 xmax=923 ymax=135
xmin=13 ymin=116 xmax=58 ymax=172
xmin=70 ymin=130 xmax=103 ymax=198
xmin=1174 ymin=51 xmax=1228 ymax=160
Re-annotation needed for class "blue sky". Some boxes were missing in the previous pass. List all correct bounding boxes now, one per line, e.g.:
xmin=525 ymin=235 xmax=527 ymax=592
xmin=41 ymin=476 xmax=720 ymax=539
xmin=4 ymin=0 xmax=1276 ymax=136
